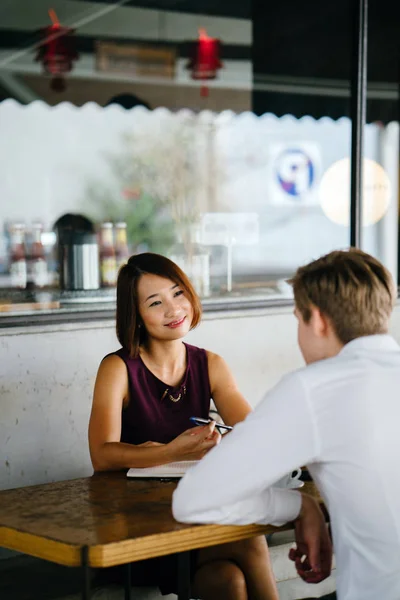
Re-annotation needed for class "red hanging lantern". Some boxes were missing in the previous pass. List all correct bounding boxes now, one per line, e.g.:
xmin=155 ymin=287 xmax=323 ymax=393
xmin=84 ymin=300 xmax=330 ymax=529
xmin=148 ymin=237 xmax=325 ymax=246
xmin=186 ymin=28 xmax=223 ymax=97
xmin=35 ymin=9 xmax=79 ymax=92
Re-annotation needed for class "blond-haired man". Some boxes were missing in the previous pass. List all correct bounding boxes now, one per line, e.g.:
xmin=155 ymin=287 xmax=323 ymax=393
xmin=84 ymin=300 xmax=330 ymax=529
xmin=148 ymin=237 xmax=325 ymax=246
xmin=173 ymin=249 xmax=400 ymax=600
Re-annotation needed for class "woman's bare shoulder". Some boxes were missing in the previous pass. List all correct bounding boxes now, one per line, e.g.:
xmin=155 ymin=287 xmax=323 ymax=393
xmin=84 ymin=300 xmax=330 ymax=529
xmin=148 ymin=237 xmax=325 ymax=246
xmin=206 ymin=350 xmax=226 ymax=368
xmin=93 ymin=353 xmax=129 ymax=406
xmin=98 ymin=353 xmax=127 ymax=377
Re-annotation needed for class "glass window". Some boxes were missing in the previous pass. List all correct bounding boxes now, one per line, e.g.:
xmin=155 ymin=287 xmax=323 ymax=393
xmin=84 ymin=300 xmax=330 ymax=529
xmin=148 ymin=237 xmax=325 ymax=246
xmin=0 ymin=0 xmax=393 ymax=321
xmin=361 ymin=0 xmax=399 ymax=285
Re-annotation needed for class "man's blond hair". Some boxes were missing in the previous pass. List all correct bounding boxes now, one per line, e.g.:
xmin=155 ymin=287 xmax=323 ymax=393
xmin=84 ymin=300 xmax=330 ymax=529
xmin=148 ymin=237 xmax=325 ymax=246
xmin=289 ymin=248 xmax=396 ymax=344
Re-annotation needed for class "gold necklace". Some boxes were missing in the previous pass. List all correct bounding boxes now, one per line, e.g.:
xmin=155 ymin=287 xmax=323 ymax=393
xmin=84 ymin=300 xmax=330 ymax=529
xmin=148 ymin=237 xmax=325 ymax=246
xmin=161 ymin=385 xmax=187 ymax=403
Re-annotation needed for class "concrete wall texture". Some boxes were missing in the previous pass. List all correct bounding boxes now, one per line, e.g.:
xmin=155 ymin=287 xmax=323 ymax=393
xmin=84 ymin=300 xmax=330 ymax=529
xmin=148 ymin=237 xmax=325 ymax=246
xmin=1 ymin=304 xmax=400 ymax=491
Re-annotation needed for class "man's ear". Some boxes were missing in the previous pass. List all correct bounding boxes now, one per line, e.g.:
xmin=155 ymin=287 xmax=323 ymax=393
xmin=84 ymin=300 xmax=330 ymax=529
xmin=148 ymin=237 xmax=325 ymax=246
xmin=309 ymin=306 xmax=331 ymax=338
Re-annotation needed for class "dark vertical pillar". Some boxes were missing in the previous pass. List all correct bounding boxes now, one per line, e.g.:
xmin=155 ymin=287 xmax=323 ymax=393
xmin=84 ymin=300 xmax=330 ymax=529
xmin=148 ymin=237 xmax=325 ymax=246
xmin=177 ymin=551 xmax=191 ymax=600
xmin=350 ymin=0 xmax=368 ymax=248
xmin=124 ymin=562 xmax=132 ymax=600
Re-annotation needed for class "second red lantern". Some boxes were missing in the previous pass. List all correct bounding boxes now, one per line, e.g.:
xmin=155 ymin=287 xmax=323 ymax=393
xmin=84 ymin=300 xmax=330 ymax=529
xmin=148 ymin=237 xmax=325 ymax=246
xmin=186 ymin=28 xmax=223 ymax=97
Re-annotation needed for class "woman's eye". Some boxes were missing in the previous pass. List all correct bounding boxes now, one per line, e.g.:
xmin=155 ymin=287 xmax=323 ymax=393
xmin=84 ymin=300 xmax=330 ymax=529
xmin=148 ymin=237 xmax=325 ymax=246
xmin=149 ymin=300 xmax=161 ymax=307
xmin=174 ymin=290 xmax=184 ymax=297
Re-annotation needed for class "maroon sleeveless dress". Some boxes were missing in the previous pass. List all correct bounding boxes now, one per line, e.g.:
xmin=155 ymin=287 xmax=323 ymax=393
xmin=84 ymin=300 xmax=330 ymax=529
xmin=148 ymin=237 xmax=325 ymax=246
xmin=116 ymin=342 xmax=211 ymax=444
xmin=113 ymin=342 xmax=211 ymax=594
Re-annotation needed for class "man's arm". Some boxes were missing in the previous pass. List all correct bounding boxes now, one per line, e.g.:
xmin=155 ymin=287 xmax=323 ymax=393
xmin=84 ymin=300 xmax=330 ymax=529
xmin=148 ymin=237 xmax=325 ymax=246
xmin=173 ymin=371 xmax=319 ymax=526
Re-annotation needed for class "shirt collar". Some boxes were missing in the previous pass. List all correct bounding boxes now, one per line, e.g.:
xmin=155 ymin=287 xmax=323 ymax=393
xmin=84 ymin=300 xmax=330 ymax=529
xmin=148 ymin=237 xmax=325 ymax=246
xmin=338 ymin=334 xmax=400 ymax=357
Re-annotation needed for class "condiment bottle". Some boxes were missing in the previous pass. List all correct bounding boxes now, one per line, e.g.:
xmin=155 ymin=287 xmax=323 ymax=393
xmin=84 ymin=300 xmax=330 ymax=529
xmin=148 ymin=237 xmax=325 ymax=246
xmin=27 ymin=223 xmax=48 ymax=288
xmin=99 ymin=222 xmax=117 ymax=287
xmin=9 ymin=223 xmax=27 ymax=289
xmin=115 ymin=222 xmax=129 ymax=272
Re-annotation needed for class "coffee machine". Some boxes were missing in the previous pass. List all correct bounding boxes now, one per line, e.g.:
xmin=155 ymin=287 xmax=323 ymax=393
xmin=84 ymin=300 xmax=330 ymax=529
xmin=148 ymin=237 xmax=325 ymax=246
xmin=54 ymin=213 xmax=100 ymax=291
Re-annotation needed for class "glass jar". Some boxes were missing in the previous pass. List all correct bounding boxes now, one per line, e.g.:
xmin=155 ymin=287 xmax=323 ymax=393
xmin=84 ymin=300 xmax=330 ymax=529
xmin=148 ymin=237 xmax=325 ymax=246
xmin=169 ymin=225 xmax=210 ymax=297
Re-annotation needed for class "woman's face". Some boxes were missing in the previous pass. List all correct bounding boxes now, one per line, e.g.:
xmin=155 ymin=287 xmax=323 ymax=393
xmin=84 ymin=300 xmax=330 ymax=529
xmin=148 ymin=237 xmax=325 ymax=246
xmin=137 ymin=274 xmax=193 ymax=342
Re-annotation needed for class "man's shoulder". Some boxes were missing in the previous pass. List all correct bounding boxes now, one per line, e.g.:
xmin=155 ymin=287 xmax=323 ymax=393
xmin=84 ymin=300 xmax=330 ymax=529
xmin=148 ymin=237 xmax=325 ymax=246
xmin=291 ymin=353 xmax=349 ymax=392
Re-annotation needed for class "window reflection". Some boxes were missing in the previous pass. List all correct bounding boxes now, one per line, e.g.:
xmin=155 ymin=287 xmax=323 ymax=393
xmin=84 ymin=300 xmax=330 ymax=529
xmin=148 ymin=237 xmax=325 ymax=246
xmin=0 ymin=0 xmax=398 ymax=315
xmin=0 ymin=102 xmax=357 ymax=299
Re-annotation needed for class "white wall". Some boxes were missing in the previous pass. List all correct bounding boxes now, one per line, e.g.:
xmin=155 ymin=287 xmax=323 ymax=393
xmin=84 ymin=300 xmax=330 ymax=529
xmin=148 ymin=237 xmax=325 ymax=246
xmin=2 ymin=304 xmax=400 ymax=491
xmin=0 ymin=307 xmax=299 ymax=491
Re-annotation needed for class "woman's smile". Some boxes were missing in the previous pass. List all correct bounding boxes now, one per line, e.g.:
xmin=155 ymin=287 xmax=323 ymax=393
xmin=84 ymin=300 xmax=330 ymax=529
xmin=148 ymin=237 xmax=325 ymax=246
xmin=165 ymin=316 xmax=186 ymax=329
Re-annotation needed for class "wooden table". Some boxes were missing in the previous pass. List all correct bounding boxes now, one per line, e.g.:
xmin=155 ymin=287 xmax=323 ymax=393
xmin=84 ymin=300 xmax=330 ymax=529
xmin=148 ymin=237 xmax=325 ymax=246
xmin=0 ymin=472 xmax=319 ymax=600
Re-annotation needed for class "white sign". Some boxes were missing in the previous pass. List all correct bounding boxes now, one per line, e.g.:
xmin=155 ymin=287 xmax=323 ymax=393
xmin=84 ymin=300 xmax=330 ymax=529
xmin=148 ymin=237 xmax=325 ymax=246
xmin=200 ymin=213 xmax=259 ymax=246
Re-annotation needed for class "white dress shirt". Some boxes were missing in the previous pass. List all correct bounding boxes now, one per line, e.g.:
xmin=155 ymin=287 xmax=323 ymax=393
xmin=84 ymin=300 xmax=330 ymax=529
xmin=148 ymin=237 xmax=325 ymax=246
xmin=173 ymin=335 xmax=400 ymax=600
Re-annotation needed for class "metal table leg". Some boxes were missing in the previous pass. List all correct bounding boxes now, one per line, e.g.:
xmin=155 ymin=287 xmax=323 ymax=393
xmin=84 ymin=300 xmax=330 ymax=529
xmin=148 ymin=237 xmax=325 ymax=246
xmin=124 ymin=562 xmax=132 ymax=600
xmin=177 ymin=551 xmax=191 ymax=600
xmin=81 ymin=546 xmax=91 ymax=600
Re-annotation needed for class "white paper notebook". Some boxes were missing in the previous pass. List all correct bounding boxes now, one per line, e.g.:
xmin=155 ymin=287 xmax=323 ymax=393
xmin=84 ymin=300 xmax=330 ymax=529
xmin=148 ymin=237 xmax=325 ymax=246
xmin=127 ymin=460 xmax=199 ymax=479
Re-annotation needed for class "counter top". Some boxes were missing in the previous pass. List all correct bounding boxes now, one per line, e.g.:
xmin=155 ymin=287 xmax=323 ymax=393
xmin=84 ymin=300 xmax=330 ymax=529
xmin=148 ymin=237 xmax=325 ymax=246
xmin=0 ymin=286 xmax=294 ymax=328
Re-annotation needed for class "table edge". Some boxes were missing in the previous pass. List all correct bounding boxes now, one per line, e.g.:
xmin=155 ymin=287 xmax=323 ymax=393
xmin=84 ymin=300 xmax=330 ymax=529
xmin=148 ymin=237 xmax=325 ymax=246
xmin=0 ymin=526 xmax=81 ymax=566
xmin=0 ymin=521 xmax=291 ymax=568
xmin=88 ymin=522 xmax=290 ymax=568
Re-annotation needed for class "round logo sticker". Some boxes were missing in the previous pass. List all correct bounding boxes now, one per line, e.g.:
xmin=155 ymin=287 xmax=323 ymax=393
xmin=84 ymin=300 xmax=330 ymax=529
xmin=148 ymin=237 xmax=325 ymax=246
xmin=275 ymin=148 xmax=315 ymax=198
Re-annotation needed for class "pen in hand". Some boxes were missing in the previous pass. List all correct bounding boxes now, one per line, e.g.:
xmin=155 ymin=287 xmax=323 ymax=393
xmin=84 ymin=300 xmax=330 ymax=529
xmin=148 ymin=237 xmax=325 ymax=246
xmin=190 ymin=416 xmax=233 ymax=433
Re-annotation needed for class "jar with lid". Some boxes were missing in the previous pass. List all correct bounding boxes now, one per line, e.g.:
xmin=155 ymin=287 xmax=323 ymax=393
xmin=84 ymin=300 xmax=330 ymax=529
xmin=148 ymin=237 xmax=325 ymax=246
xmin=99 ymin=222 xmax=117 ymax=287
xmin=9 ymin=223 xmax=27 ymax=289
xmin=114 ymin=222 xmax=129 ymax=272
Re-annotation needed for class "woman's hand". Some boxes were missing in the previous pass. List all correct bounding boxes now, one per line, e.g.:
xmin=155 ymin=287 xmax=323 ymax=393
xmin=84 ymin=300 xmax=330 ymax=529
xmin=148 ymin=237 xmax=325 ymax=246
xmin=168 ymin=422 xmax=221 ymax=461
